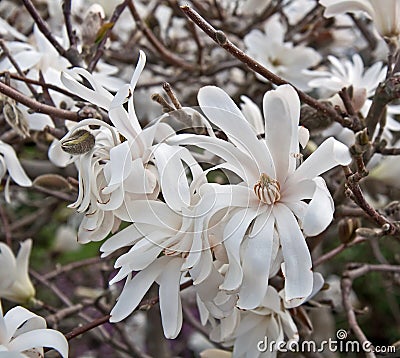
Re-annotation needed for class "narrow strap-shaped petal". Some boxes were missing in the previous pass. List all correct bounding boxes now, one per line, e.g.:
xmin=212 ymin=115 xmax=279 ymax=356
xmin=0 ymin=243 xmax=17 ymax=293
xmin=287 ymin=137 xmax=351 ymax=186
xmin=237 ymin=211 xmax=274 ymax=310
xmin=220 ymin=208 xmax=259 ymax=292
xmin=273 ymin=203 xmax=313 ymax=303
xmin=61 ymin=68 xmax=113 ymax=110
xmin=0 ymin=142 xmax=31 ymax=187
xmin=198 ymin=86 xmax=275 ymax=178
xmin=153 ymin=143 xmax=191 ymax=211
xmin=320 ymin=0 xmax=374 ymax=19
xmin=302 ymin=177 xmax=334 ymax=236
xmin=109 ymin=257 xmax=168 ymax=322
xmin=8 ymin=329 xmax=68 ymax=358
xmin=4 ymin=307 xmax=44 ymax=342
xmin=157 ymin=258 xmax=184 ymax=338
xmin=263 ymin=84 xmax=300 ymax=182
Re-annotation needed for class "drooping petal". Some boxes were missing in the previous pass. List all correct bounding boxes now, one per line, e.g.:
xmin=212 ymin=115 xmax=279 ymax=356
xmin=157 ymin=258 xmax=184 ymax=339
xmin=0 ymin=142 xmax=32 ymax=187
xmin=302 ymin=177 xmax=334 ymax=236
xmin=220 ymin=208 xmax=259 ymax=292
xmin=273 ymin=203 xmax=313 ymax=303
xmin=109 ymin=257 xmax=168 ymax=322
xmin=237 ymin=211 xmax=274 ymax=309
xmin=263 ymin=84 xmax=300 ymax=182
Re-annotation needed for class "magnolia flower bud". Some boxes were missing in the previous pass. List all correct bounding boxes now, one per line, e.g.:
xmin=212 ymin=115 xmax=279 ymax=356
xmin=61 ymin=129 xmax=95 ymax=155
xmin=338 ymin=218 xmax=360 ymax=244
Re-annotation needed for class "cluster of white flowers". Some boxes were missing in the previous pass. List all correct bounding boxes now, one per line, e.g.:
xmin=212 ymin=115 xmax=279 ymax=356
xmin=48 ymin=50 xmax=351 ymax=356
xmin=1 ymin=0 xmax=400 ymax=356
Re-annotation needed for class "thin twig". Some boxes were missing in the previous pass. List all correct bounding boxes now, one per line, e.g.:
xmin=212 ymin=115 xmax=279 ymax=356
xmin=21 ymin=0 xmax=81 ymax=67
xmin=0 ymin=81 xmax=79 ymax=121
xmin=1 ymin=72 xmax=78 ymax=98
xmin=0 ymin=40 xmax=39 ymax=99
xmin=180 ymin=5 xmax=356 ymax=131
xmin=313 ymin=236 xmax=367 ymax=267
xmin=62 ymin=0 xmax=77 ymax=48
xmin=44 ymin=257 xmax=104 ymax=280
xmin=128 ymin=0 xmax=196 ymax=71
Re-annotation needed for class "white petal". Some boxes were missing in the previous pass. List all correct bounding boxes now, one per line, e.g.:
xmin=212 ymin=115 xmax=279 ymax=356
xmin=263 ymin=85 xmax=300 ymax=182
xmin=220 ymin=208 xmax=259 ymax=292
xmin=153 ymin=143 xmax=190 ymax=211
xmin=100 ymin=223 xmax=146 ymax=255
xmin=240 ymin=95 xmax=264 ymax=136
xmin=198 ymin=86 xmax=275 ymax=178
xmin=47 ymin=140 xmax=73 ymax=168
xmin=130 ymin=50 xmax=146 ymax=89
xmin=0 ymin=243 xmax=17 ymax=292
xmin=298 ymin=126 xmax=310 ymax=148
xmin=168 ymin=134 xmax=259 ymax=184
xmin=4 ymin=306 xmax=44 ymax=341
xmin=0 ymin=142 xmax=32 ymax=187
xmin=287 ymin=137 xmax=351 ymax=186
xmin=61 ymin=68 xmax=113 ymax=110
xmin=122 ymin=200 xmax=181 ymax=230
xmin=273 ymin=203 xmax=313 ymax=303
xmin=102 ymin=141 xmax=133 ymax=193
xmin=320 ymin=0 xmax=374 ymax=19
xmin=237 ymin=212 xmax=274 ymax=309
xmin=8 ymin=329 xmax=68 ymax=358
xmin=157 ymin=258 xmax=184 ymax=338
xmin=109 ymin=257 xmax=167 ymax=322
xmin=302 ymin=178 xmax=334 ymax=236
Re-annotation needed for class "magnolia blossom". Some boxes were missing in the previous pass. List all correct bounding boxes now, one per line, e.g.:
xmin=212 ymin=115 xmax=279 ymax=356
xmin=0 ymin=24 xmax=124 ymax=131
xmin=211 ymin=286 xmax=299 ymax=358
xmin=100 ymin=145 xmax=212 ymax=338
xmin=0 ymin=141 xmax=32 ymax=202
xmin=244 ymin=15 xmax=321 ymax=90
xmin=0 ymin=302 xmax=68 ymax=357
xmin=50 ymin=51 xmax=167 ymax=242
xmin=170 ymin=85 xmax=351 ymax=309
xmin=307 ymin=54 xmax=400 ymax=145
xmin=307 ymin=54 xmax=386 ymax=110
xmin=319 ymin=0 xmax=400 ymax=38
xmin=0 ymin=240 xmax=35 ymax=304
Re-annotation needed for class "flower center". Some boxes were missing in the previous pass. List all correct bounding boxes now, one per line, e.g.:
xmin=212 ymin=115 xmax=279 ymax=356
xmin=253 ymin=173 xmax=281 ymax=204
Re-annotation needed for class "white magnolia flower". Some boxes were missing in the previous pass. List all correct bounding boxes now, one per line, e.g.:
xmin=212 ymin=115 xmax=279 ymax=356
xmin=0 ymin=302 xmax=68 ymax=357
xmin=307 ymin=54 xmax=400 ymax=145
xmin=170 ymin=85 xmax=351 ymax=309
xmin=319 ymin=0 xmax=400 ymax=38
xmin=244 ymin=15 xmax=321 ymax=90
xmin=307 ymin=54 xmax=386 ymax=110
xmin=52 ymin=51 xmax=168 ymax=242
xmin=209 ymin=286 xmax=299 ymax=358
xmin=0 ymin=141 xmax=32 ymax=203
xmin=0 ymin=239 xmax=35 ymax=304
xmin=100 ymin=145 xmax=212 ymax=338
